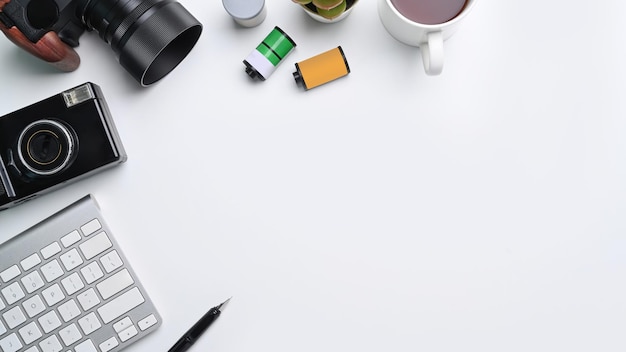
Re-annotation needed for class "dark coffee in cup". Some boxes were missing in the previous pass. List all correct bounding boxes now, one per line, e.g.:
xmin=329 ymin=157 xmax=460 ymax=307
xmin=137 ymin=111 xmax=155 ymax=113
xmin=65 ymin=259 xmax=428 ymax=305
xmin=390 ymin=0 xmax=467 ymax=25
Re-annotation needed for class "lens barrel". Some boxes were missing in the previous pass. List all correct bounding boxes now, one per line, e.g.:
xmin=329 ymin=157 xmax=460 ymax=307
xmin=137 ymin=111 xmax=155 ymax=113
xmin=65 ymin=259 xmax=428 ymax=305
xmin=80 ymin=0 xmax=202 ymax=86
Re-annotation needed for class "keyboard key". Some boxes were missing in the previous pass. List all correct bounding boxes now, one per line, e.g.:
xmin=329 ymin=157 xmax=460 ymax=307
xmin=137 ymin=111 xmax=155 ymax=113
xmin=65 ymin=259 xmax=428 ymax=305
xmin=42 ymin=284 xmax=65 ymax=306
xmin=58 ymin=299 xmax=81 ymax=322
xmin=41 ymin=260 xmax=64 ymax=282
xmin=100 ymin=250 xmax=123 ymax=273
xmin=59 ymin=323 xmax=82 ymax=346
xmin=22 ymin=295 xmax=45 ymax=318
xmin=79 ymin=232 xmax=112 ymax=260
xmin=113 ymin=317 xmax=132 ymax=334
xmin=138 ymin=314 xmax=158 ymax=331
xmin=2 ymin=282 xmax=25 ymax=305
xmin=21 ymin=271 xmax=45 ymax=294
xmin=0 ymin=333 xmax=23 ymax=352
xmin=118 ymin=325 xmax=138 ymax=342
xmin=99 ymin=336 xmax=119 ymax=352
xmin=81 ymin=219 xmax=102 ymax=236
xmin=39 ymin=335 xmax=62 ymax=352
xmin=61 ymin=230 xmax=82 ymax=248
xmin=78 ymin=312 xmax=102 ymax=335
xmin=0 ymin=320 xmax=6 ymax=335
xmin=38 ymin=311 xmax=62 ymax=334
xmin=60 ymin=248 xmax=84 ymax=271
xmin=40 ymin=242 xmax=61 ymax=260
xmin=18 ymin=321 xmax=42 ymax=344
xmin=97 ymin=269 xmax=134 ymax=300
xmin=75 ymin=339 xmax=98 ymax=352
xmin=3 ymin=306 xmax=27 ymax=329
xmin=80 ymin=262 xmax=104 ymax=284
xmin=20 ymin=253 xmax=42 ymax=271
xmin=61 ymin=272 xmax=85 ymax=295
xmin=77 ymin=288 xmax=101 ymax=311
xmin=0 ymin=265 xmax=20 ymax=282
xmin=97 ymin=287 xmax=145 ymax=324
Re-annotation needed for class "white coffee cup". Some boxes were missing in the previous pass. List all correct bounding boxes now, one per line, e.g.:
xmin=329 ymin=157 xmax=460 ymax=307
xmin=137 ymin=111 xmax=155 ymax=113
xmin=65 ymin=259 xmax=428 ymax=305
xmin=378 ymin=0 xmax=476 ymax=75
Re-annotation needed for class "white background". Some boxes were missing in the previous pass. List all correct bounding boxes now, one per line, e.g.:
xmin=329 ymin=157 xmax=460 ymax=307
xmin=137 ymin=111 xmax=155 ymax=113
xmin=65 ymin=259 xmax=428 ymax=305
xmin=1 ymin=0 xmax=626 ymax=351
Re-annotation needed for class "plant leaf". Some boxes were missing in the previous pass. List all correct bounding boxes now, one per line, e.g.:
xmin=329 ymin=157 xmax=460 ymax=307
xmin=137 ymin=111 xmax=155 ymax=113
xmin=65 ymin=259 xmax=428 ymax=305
xmin=316 ymin=0 xmax=346 ymax=18
xmin=312 ymin=0 xmax=343 ymax=10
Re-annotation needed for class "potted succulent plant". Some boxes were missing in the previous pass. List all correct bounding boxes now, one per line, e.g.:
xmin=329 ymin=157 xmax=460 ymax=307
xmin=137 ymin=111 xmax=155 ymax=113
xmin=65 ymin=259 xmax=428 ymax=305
xmin=292 ymin=0 xmax=359 ymax=23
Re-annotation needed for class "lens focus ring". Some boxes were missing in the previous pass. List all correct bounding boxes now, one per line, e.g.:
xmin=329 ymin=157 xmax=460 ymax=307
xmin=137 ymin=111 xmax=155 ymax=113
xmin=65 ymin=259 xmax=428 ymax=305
xmin=17 ymin=120 xmax=76 ymax=176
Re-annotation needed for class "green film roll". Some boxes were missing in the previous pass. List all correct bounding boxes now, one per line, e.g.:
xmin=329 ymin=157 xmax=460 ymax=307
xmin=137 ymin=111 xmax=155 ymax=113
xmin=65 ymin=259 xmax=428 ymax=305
xmin=244 ymin=26 xmax=296 ymax=80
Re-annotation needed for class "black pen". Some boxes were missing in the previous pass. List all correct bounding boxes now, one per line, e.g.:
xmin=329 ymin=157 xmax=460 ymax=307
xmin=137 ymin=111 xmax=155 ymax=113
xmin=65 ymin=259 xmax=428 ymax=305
xmin=168 ymin=298 xmax=231 ymax=352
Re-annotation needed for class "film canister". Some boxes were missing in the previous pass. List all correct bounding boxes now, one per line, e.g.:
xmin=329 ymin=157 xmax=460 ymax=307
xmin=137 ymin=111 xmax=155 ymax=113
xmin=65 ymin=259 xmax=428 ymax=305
xmin=293 ymin=46 xmax=350 ymax=90
xmin=222 ymin=0 xmax=266 ymax=27
xmin=244 ymin=26 xmax=297 ymax=80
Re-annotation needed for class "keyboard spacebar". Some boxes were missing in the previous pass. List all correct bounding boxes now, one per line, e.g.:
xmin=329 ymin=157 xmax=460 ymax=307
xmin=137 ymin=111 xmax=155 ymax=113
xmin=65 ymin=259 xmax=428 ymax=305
xmin=97 ymin=287 xmax=145 ymax=324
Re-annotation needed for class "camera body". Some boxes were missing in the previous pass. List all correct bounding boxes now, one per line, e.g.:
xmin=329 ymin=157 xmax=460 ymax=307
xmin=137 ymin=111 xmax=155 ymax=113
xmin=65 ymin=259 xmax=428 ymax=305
xmin=0 ymin=82 xmax=127 ymax=211
xmin=0 ymin=0 xmax=203 ymax=86
xmin=0 ymin=0 xmax=85 ymax=47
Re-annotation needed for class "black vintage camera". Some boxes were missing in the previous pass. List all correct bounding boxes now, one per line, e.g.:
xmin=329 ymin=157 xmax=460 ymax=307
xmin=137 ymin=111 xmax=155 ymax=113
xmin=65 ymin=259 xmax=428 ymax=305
xmin=0 ymin=0 xmax=202 ymax=86
xmin=0 ymin=82 xmax=127 ymax=210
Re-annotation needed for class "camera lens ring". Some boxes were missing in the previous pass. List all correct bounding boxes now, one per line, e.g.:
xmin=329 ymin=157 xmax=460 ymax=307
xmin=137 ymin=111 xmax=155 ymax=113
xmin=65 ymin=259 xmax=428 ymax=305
xmin=17 ymin=119 xmax=76 ymax=177
xmin=79 ymin=0 xmax=202 ymax=86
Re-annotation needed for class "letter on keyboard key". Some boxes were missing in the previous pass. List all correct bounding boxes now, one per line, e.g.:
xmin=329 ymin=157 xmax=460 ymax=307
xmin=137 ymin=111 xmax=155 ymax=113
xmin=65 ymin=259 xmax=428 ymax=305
xmin=79 ymin=232 xmax=112 ymax=260
xmin=97 ymin=287 xmax=145 ymax=324
xmin=38 ymin=311 xmax=62 ymax=334
xmin=18 ymin=321 xmax=43 ymax=345
xmin=0 ymin=333 xmax=23 ymax=352
xmin=23 ymin=295 xmax=46 ymax=318
xmin=3 ymin=306 xmax=26 ymax=329
xmin=42 ymin=284 xmax=65 ymax=306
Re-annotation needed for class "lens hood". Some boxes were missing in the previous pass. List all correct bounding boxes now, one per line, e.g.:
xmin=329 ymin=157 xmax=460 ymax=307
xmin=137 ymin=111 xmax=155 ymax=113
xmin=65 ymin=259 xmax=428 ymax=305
xmin=111 ymin=1 xmax=203 ymax=86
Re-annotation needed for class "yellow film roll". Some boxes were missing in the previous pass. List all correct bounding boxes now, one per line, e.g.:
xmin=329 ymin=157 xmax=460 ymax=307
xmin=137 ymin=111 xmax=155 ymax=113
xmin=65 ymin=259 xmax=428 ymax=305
xmin=293 ymin=46 xmax=350 ymax=90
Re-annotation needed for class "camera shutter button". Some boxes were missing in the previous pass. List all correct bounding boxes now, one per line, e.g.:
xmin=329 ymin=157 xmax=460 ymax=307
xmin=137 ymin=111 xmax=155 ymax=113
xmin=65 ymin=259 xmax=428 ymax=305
xmin=26 ymin=0 xmax=59 ymax=29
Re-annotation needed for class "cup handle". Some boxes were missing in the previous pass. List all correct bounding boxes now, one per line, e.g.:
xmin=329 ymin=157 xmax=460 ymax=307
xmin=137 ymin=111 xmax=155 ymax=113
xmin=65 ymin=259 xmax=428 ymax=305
xmin=421 ymin=31 xmax=444 ymax=75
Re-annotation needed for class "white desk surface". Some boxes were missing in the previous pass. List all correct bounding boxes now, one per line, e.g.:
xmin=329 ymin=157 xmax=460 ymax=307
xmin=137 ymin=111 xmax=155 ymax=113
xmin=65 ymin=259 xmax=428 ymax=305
xmin=1 ymin=1 xmax=626 ymax=351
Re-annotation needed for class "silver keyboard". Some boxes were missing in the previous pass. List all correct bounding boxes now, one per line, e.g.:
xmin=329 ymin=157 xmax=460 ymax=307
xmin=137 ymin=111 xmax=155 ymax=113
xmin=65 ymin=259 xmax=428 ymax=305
xmin=0 ymin=195 xmax=161 ymax=352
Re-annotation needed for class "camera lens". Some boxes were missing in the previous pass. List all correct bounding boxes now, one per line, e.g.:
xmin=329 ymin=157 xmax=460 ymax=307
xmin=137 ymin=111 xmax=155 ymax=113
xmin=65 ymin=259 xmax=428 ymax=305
xmin=79 ymin=0 xmax=202 ymax=86
xmin=17 ymin=120 xmax=77 ymax=176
